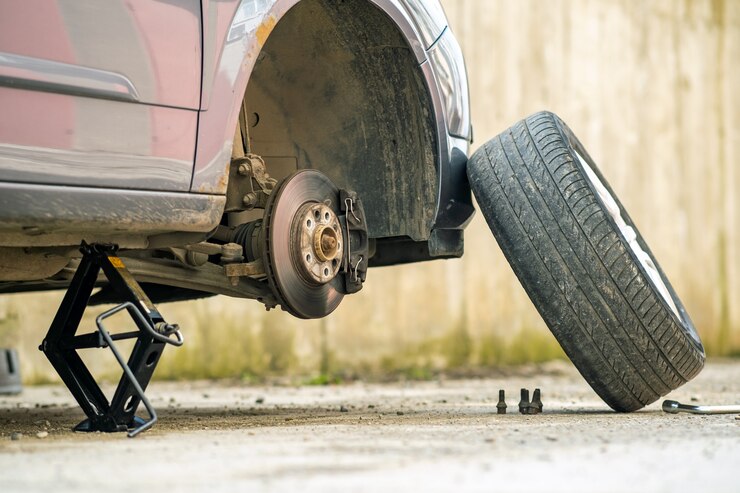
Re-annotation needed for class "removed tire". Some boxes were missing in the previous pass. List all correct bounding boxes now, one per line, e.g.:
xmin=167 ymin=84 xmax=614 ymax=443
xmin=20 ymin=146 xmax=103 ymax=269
xmin=467 ymin=111 xmax=704 ymax=411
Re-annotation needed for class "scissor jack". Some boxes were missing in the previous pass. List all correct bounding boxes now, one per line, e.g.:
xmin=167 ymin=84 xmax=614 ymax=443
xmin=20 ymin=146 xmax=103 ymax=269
xmin=40 ymin=243 xmax=183 ymax=437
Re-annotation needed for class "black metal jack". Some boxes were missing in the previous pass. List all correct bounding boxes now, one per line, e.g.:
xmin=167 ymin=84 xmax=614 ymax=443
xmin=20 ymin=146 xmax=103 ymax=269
xmin=40 ymin=243 xmax=182 ymax=437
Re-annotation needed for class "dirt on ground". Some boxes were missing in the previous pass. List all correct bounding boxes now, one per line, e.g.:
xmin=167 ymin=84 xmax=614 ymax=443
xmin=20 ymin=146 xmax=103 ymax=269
xmin=0 ymin=360 xmax=738 ymax=493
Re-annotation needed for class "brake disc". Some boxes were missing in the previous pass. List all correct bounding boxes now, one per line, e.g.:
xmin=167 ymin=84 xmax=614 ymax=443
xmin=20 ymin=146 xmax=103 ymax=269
xmin=262 ymin=170 xmax=346 ymax=319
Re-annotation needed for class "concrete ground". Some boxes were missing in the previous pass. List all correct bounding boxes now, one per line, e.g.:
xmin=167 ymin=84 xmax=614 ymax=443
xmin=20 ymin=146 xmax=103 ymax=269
xmin=0 ymin=360 xmax=738 ymax=493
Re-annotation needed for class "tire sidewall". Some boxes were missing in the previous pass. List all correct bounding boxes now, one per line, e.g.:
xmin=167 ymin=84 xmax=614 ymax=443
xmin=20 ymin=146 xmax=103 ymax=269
xmin=549 ymin=113 xmax=704 ymax=355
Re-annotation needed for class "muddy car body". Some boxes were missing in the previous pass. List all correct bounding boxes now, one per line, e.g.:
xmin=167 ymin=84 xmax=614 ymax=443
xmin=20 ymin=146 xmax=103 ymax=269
xmin=0 ymin=0 xmax=473 ymax=313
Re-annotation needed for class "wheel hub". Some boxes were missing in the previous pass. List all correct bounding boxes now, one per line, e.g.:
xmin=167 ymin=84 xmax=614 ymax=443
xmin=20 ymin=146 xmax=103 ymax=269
xmin=293 ymin=202 xmax=343 ymax=284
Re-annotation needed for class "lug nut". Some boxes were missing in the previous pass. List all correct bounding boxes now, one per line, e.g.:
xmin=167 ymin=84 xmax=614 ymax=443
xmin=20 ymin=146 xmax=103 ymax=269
xmin=530 ymin=388 xmax=543 ymax=414
xmin=519 ymin=388 xmax=530 ymax=414
xmin=496 ymin=390 xmax=507 ymax=414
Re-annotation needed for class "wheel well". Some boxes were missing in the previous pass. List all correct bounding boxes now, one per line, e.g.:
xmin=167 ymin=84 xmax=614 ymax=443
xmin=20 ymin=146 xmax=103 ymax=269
xmin=238 ymin=0 xmax=439 ymax=241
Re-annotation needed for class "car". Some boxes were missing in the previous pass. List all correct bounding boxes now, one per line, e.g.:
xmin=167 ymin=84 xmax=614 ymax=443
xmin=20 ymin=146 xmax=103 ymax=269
xmin=0 ymin=0 xmax=704 ymax=435
xmin=0 ymin=0 xmax=473 ymax=312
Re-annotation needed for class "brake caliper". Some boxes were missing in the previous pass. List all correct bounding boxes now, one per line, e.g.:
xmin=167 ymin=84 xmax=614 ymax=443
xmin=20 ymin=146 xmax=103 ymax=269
xmin=338 ymin=189 xmax=368 ymax=294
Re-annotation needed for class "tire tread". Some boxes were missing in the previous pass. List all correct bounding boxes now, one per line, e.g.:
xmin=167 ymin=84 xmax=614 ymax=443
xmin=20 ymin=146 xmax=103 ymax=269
xmin=467 ymin=111 xmax=704 ymax=411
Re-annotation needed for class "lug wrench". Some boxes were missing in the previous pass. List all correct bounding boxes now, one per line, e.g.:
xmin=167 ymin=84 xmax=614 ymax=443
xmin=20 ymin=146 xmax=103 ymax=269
xmin=662 ymin=400 xmax=740 ymax=415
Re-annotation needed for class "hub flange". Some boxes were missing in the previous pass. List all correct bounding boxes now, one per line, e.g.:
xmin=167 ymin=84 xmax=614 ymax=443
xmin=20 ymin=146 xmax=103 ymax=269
xmin=292 ymin=202 xmax=343 ymax=285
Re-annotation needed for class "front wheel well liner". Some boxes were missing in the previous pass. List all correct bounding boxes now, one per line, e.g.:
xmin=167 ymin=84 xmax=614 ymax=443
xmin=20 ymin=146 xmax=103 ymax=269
xmin=237 ymin=0 xmax=440 ymax=241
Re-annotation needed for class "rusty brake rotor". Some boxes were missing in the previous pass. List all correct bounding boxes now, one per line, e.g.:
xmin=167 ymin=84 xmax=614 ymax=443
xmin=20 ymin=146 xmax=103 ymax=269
xmin=262 ymin=170 xmax=346 ymax=318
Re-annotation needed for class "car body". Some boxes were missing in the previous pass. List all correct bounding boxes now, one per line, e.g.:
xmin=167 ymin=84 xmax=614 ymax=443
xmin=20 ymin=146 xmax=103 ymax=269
xmin=0 ymin=0 xmax=473 ymax=312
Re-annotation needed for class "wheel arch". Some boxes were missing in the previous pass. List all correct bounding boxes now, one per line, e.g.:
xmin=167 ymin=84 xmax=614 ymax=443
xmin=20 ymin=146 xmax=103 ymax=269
xmin=193 ymin=0 xmax=451 ymax=241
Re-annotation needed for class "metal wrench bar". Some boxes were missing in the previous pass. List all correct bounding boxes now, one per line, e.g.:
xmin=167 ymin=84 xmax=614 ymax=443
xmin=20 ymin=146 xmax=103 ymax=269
xmin=662 ymin=400 xmax=740 ymax=415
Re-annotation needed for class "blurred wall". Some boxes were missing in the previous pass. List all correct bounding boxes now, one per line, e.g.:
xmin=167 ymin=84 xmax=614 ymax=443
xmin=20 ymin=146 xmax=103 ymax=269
xmin=1 ymin=0 xmax=738 ymax=383
xmin=443 ymin=0 xmax=740 ymax=357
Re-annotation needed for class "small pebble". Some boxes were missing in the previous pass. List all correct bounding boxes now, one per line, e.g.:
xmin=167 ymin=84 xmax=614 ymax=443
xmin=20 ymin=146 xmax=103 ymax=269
xmin=10 ymin=432 xmax=22 ymax=441
xmin=36 ymin=431 xmax=49 ymax=439
xmin=339 ymin=405 xmax=348 ymax=412
xmin=396 ymin=411 xmax=404 ymax=416
xmin=255 ymin=397 xmax=265 ymax=404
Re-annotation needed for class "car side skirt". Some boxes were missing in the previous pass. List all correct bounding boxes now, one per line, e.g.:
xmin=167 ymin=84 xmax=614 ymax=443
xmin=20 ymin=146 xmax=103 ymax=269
xmin=0 ymin=181 xmax=224 ymax=248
